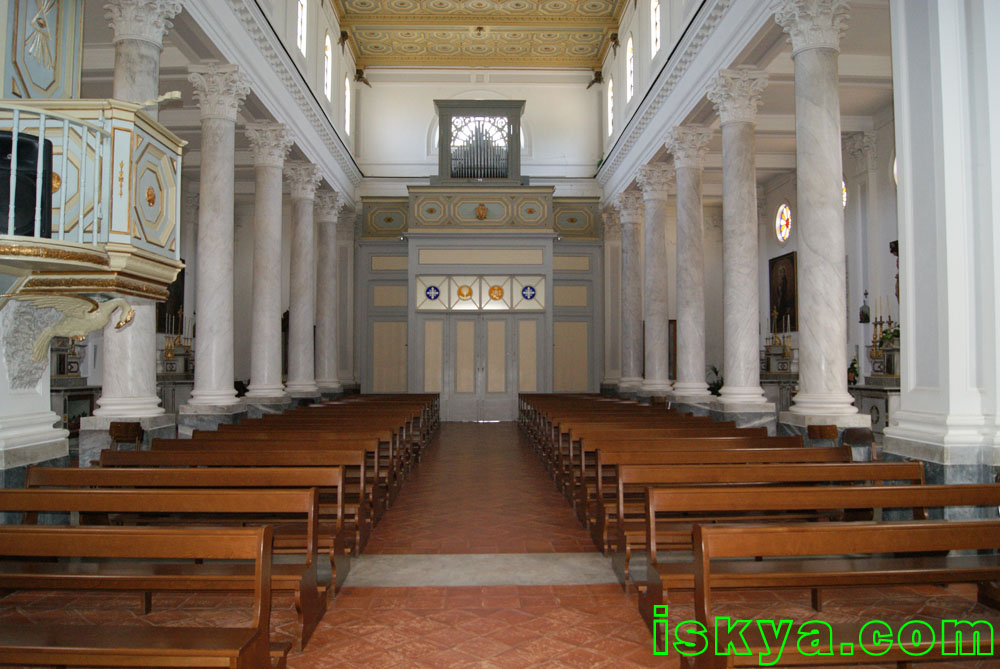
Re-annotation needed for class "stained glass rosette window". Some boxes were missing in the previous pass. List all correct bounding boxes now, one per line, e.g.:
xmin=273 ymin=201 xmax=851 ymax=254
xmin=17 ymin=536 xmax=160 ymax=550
xmin=512 ymin=276 xmax=545 ymax=311
xmin=482 ymin=276 xmax=512 ymax=311
xmin=842 ymin=179 xmax=847 ymax=208
xmin=449 ymin=275 xmax=482 ymax=310
xmin=775 ymin=204 xmax=792 ymax=243
xmin=416 ymin=276 xmax=447 ymax=311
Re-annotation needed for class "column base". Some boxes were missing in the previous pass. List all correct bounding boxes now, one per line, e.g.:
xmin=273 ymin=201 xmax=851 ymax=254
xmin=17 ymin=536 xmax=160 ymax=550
xmin=0 ymin=444 xmax=71 ymax=523
xmin=79 ymin=414 xmax=177 ymax=468
xmin=178 ymin=401 xmax=248 ymax=438
xmin=245 ymin=384 xmax=288 ymax=401
xmin=717 ymin=384 xmax=769 ymax=404
xmin=617 ymin=377 xmax=643 ymax=400
xmin=93 ymin=396 xmax=165 ymax=418
xmin=880 ymin=438 xmax=997 ymax=519
xmin=0 ymin=411 xmax=69 ymax=473
xmin=187 ymin=388 xmax=240 ymax=407
xmin=777 ymin=412 xmax=873 ymax=461
xmin=670 ymin=394 xmax=714 ymax=417
xmin=709 ymin=400 xmax=777 ymax=435
xmin=245 ymin=397 xmax=293 ymax=419
xmin=639 ymin=380 xmax=673 ymax=397
xmin=787 ymin=391 xmax=860 ymax=417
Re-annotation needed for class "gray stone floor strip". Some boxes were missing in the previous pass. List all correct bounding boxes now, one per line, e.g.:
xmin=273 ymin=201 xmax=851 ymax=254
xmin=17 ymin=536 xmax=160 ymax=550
xmin=343 ymin=553 xmax=619 ymax=587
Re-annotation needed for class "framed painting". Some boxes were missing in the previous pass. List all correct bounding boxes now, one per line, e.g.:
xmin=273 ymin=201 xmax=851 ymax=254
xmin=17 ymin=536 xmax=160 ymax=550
xmin=769 ymin=252 xmax=797 ymax=333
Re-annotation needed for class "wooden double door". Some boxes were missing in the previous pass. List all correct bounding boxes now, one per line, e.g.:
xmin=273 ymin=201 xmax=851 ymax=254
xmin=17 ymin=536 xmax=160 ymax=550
xmin=421 ymin=313 xmax=543 ymax=422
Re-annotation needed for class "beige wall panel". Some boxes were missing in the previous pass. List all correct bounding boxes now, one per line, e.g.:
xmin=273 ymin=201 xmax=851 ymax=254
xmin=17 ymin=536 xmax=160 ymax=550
xmin=554 ymin=285 xmax=589 ymax=307
xmin=372 ymin=321 xmax=407 ymax=392
xmin=553 ymin=321 xmax=589 ymax=392
xmin=423 ymin=320 xmax=443 ymax=393
xmin=371 ymin=256 xmax=409 ymax=271
xmin=518 ymin=320 xmax=538 ymax=393
xmin=373 ymin=285 xmax=408 ymax=307
xmin=455 ymin=320 xmax=475 ymax=394
xmin=418 ymin=248 xmax=544 ymax=265
xmin=553 ymin=255 xmax=590 ymax=271
xmin=487 ymin=320 xmax=506 ymax=393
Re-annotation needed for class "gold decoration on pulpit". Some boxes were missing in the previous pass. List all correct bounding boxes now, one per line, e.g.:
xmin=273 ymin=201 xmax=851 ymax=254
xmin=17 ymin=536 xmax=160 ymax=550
xmin=0 ymin=293 xmax=134 ymax=361
xmin=51 ymin=172 xmax=61 ymax=193
xmin=475 ymin=203 xmax=488 ymax=220
xmin=118 ymin=162 xmax=125 ymax=196
xmin=146 ymin=186 xmax=157 ymax=207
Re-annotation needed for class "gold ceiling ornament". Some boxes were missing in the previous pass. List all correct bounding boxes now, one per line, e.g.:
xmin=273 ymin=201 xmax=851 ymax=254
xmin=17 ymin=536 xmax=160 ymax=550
xmin=51 ymin=172 xmax=61 ymax=193
xmin=475 ymin=203 xmax=488 ymax=220
xmin=337 ymin=0 xmax=626 ymax=68
xmin=146 ymin=186 xmax=156 ymax=207
xmin=0 ymin=293 xmax=135 ymax=361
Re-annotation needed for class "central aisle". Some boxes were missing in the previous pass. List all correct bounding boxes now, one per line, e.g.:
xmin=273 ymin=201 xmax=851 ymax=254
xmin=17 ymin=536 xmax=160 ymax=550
xmin=364 ymin=422 xmax=595 ymax=555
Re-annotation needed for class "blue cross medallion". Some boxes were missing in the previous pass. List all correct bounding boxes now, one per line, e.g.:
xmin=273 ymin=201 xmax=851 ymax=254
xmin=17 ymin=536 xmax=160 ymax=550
xmin=521 ymin=285 xmax=536 ymax=300
xmin=425 ymin=285 xmax=440 ymax=301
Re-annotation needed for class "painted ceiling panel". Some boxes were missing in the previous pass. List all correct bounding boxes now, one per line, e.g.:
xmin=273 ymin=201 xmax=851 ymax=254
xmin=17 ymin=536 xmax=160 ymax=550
xmin=336 ymin=0 xmax=625 ymax=68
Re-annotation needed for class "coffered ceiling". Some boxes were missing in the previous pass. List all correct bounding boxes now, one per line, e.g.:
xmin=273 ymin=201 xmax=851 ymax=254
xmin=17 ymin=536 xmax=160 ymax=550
xmin=334 ymin=0 xmax=625 ymax=68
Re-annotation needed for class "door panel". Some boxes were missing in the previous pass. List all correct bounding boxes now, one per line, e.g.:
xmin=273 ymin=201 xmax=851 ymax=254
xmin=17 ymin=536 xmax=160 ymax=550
xmin=372 ymin=321 xmax=407 ymax=392
xmin=518 ymin=318 xmax=538 ymax=393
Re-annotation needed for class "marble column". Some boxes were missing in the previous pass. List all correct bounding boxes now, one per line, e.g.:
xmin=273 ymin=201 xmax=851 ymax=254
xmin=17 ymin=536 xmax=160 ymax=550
xmin=707 ymin=67 xmax=771 ymax=407
xmin=183 ymin=62 xmax=250 ymax=413
xmin=612 ymin=192 xmax=645 ymax=395
xmin=666 ymin=125 xmax=714 ymax=400
xmin=284 ymin=162 xmax=323 ymax=398
xmin=104 ymin=0 xmax=181 ymax=121
xmin=244 ymin=123 xmax=293 ymax=404
xmin=315 ymin=192 xmax=343 ymax=395
xmin=336 ymin=213 xmax=357 ymax=388
xmin=87 ymin=0 xmax=181 ymax=437
xmin=636 ymin=164 xmax=675 ymax=396
xmin=602 ymin=207 xmax=623 ymax=388
xmin=775 ymin=0 xmax=863 ymax=424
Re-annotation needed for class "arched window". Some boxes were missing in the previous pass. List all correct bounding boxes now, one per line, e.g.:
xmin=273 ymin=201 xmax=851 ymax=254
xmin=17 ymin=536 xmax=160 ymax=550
xmin=344 ymin=76 xmax=351 ymax=135
xmin=651 ymin=0 xmax=661 ymax=56
xmin=323 ymin=34 xmax=332 ymax=101
xmin=626 ymin=35 xmax=634 ymax=101
xmin=296 ymin=0 xmax=307 ymax=56
xmin=607 ymin=77 xmax=614 ymax=136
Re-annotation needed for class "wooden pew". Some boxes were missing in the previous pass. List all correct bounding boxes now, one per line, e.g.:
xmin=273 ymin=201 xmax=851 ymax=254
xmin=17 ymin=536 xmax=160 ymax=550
xmin=600 ymin=460 xmax=925 ymax=585
xmin=96 ymin=449 xmax=372 ymax=554
xmin=0 ymin=488 xmax=324 ymax=649
xmin=569 ymin=434 xmax=804 ymax=521
xmin=25 ymin=466 xmax=352 ymax=592
xmin=639 ymin=483 xmax=1000 ymax=632
xmin=0 ymin=525 xmax=285 ymax=668
xmin=689 ymin=520 xmax=1000 ymax=668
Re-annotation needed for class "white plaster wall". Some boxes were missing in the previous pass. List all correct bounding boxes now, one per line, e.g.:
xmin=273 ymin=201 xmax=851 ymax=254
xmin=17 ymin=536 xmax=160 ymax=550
xmin=355 ymin=72 xmax=601 ymax=179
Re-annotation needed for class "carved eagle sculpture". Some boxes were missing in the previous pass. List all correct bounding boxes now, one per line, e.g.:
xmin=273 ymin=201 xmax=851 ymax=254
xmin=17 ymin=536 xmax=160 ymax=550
xmin=11 ymin=295 xmax=135 ymax=361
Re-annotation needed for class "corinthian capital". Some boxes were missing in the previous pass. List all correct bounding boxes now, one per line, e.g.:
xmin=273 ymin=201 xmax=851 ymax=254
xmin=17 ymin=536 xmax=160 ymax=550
xmin=612 ymin=191 xmax=644 ymax=223
xmin=104 ymin=0 xmax=182 ymax=47
xmin=665 ymin=125 xmax=713 ymax=170
xmin=773 ymin=0 xmax=851 ymax=55
xmin=315 ymin=192 xmax=342 ymax=222
xmin=285 ymin=162 xmax=323 ymax=201
xmin=636 ymin=163 xmax=675 ymax=201
xmin=706 ymin=67 xmax=768 ymax=126
xmin=843 ymin=131 xmax=877 ymax=174
xmin=187 ymin=61 xmax=251 ymax=122
xmin=245 ymin=122 xmax=293 ymax=169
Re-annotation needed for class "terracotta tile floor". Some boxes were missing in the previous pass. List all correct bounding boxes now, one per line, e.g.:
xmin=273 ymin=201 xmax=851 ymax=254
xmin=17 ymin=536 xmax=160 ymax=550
xmin=364 ymin=423 xmax=595 ymax=554
xmin=2 ymin=423 xmax=998 ymax=667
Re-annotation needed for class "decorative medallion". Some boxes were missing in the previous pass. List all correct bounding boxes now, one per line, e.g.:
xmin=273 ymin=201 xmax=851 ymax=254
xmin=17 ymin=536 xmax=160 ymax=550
xmin=384 ymin=216 xmax=393 ymax=223
xmin=475 ymin=203 xmax=488 ymax=220
xmin=526 ymin=207 xmax=536 ymax=214
xmin=51 ymin=172 xmax=61 ymax=193
xmin=425 ymin=285 xmax=440 ymax=300
xmin=427 ymin=207 xmax=436 ymax=214
xmin=457 ymin=284 xmax=473 ymax=300
xmin=488 ymin=285 xmax=504 ymax=300
xmin=567 ymin=216 xmax=576 ymax=223
xmin=521 ymin=285 xmax=536 ymax=300
xmin=146 ymin=186 xmax=156 ymax=207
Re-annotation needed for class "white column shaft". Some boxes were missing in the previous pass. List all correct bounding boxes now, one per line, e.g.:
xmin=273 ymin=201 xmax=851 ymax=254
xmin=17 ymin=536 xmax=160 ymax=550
xmin=112 ymin=40 xmax=161 ymax=120
xmin=245 ymin=164 xmax=285 ymax=399
xmin=94 ymin=298 xmax=163 ymax=416
xmin=189 ymin=117 xmax=238 ymax=406
xmin=287 ymin=197 xmax=319 ymax=395
xmin=674 ymin=165 xmax=710 ymax=397
xmin=789 ymin=46 xmax=857 ymax=415
xmin=719 ymin=121 xmax=766 ymax=403
xmin=642 ymin=195 xmax=672 ymax=393
xmin=315 ymin=217 xmax=341 ymax=391
xmin=620 ymin=216 xmax=643 ymax=390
